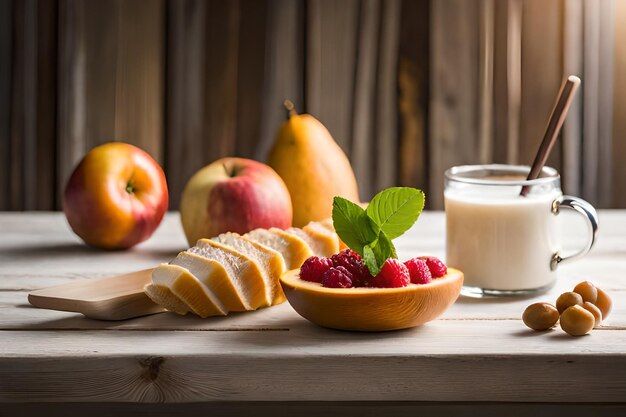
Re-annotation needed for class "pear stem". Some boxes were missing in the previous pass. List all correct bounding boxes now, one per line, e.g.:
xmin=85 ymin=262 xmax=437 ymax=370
xmin=283 ymin=99 xmax=298 ymax=118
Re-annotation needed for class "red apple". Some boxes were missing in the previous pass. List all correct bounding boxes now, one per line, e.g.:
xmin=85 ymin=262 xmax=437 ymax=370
xmin=180 ymin=157 xmax=292 ymax=246
xmin=63 ymin=142 xmax=169 ymax=249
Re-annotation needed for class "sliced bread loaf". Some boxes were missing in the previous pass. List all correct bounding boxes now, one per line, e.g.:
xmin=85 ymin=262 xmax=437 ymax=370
xmin=211 ymin=232 xmax=287 ymax=306
xmin=144 ymin=282 xmax=190 ymax=316
xmin=171 ymin=251 xmax=247 ymax=312
xmin=315 ymin=219 xmax=349 ymax=250
xmin=150 ymin=264 xmax=226 ymax=317
xmin=285 ymin=227 xmax=336 ymax=258
xmin=302 ymin=221 xmax=340 ymax=256
xmin=189 ymin=239 xmax=269 ymax=309
xmin=245 ymin=228 xmax=313 ymax=270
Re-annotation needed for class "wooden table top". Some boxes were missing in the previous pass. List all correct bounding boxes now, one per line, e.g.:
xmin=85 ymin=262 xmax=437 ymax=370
xmin=1 ymin=211 xmax=625 ymax=405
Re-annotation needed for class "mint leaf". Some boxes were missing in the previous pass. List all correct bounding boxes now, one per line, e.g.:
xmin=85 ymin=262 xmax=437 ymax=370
xmin=366 ymin=187 xmax=425 ymax=239
xmin=362 ymin=245 xmax=377 ymax=275
xmin=332 ymin=197 xmax=379 ymax=257
xmin=332 ymin=187 xmax=424 ymax=276
xmin=362 ymin=231 xmax=397 ymax=276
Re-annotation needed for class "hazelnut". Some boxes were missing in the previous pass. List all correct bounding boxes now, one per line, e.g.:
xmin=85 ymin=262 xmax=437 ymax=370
xmin=522 ymin=302 xmax=560 ymax=331
xmin=556 ymin=291 xmax=583 ymax=314
xmin=594 ymin=288 xmax=612 ymax=319
xmin=560 ymin=305 xmax=595 ymax=336
xmin=573 ymin=281 xmax=598 ymax=303
xmin=581 ymin=302 xmax=602 ymax=327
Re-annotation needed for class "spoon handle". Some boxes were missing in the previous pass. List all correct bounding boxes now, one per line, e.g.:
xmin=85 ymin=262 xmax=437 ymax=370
xmin=521 ymin=75 xmax=581 ymax=196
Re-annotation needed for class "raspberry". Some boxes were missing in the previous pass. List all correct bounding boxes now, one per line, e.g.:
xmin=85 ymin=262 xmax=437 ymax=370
xmin=368 ymin=259 xmax=410 ymax=288
xmin=299 ymin=256 xmax=333 ymax=283
xmin=322 ymin=266 xmax=354 ymax=288
xmin=330 ymin=249 xmax=362 ymax=265
xmin=405 ymin=258 xmax=432 ymax=284
xmin=420 ymin=256 xmax=447 ymax=278
xmin=330 ymin=249 xmax=372 ymax=287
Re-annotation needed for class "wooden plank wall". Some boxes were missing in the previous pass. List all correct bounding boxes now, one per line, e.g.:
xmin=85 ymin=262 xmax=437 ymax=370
xmin=57 ymin=0 xmax=165 ymax=202
xmin=615 ymin=0 xmax=626 ymax=209
xmin=1 ymin=0 xmax=625 ymax=210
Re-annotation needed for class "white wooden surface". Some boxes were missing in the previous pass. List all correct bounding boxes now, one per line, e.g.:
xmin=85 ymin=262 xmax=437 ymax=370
xmin=1 ymin=212 xmax=626 ymax=407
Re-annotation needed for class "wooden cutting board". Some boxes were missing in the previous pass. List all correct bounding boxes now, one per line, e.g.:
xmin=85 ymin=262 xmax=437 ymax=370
xmin=28 ymin=269 xmax=165 ymax=320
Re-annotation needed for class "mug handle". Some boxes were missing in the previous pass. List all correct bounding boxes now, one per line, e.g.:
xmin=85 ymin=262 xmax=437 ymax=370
xmin=550 ymin=195 xmax=599 ymax=270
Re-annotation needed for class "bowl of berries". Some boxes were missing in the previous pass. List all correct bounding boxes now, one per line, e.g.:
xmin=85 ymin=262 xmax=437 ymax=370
xmin=280 ymin=250 xmax=463 ymax=331
xmin=279 ymin=187 xmax=464 ymax=331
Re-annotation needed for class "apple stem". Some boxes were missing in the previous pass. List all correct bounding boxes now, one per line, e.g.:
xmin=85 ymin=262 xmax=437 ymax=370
xmin=126 ymin=181 xmax=134 ymax=194
xmin=283 ymin=99 xmax=298 ymax=118
xmin=223 ymin=163 xmax=239 ymax=178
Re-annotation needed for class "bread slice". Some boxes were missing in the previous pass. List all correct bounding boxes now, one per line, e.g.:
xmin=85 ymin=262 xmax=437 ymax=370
xmin=211 ymin=232 xmax=287 ymax=306
xmin=171 ymin=251 xmax=247 ymax=312
xmin=151 ymin=264 xmax=226 ymax=318
xmin=189 ymin=239 xmax=269 ymax=309
xmin=284 ymin=227 xmax=333 ymax=258
xmin=316 ymin=218 xmax=336 ymax=233
xmin=302 ymin=221 xmax=340 ymax=256
xmin=144 ymin=282 xmax=190 ymax=316
xmin=315 ymin=218 xmax=349 ymax=250
xmin=245 ymin=228 xmax=313 ymax=270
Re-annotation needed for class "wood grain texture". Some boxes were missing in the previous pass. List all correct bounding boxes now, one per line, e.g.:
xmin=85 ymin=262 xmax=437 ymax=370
xmin=596 ymin=0 xmax=614 ymax=208
xmin=166 ymin=0 xmax=208 ymax=208
xmin=614 ymin=0 xmax=626 ymax=209
xmin=0 ymin=0 xmax=13 ymax=210
xmin=582 ymin=0 xmax=600 ymax=205
xmin=8 ymin=0 xmax=27 ymax=210
xmin=28 ymin=269 xmax=164 ymax=320
xmin=306 ymin=0 xmax=358 ymax=153
xmin=113 ymin=0 xmax=165 ymax=162
xmin=581 ymin=0 xmax=615 ymax=208
xmin=166 ymin=0 xmax=240 ymax=208
xmin=234 ymin=0 xmax=268 ymax=159
xmin=519 ymin=0 xmax=563 ymax=172
xmin=1 ymin=211 xmax=626 ymax=404
xmin=429 ymin=0 xmax=479 ymax=208
xmin=4 ymin=0 xmax=57 ymax=210
xmin=374 ymin=0 xmax=401 ymax=193
xmin=58 ymin=0 xmax=164 ymax=200
xmin=397 ymin=0 xmax=429 ymax=193
xmin=257 ymin=0 xmax=305 ymax=162
xmin=34 ymin=0 xmax=58 ymax=210
xmin=351 ymin=0 xmax=380 ymax=200
xmin=562 ymin=0 xmax=583 ymax=196
xmin=1 ymin=322 xmax=626 ymax=402
xmin=4 ymin=402 xmax=626 ymax=417
xmin=203 ymin=0 xmax=239 ymax=160
xmin=5 ymin=287 xmax=626 ymax=331
xmin=505 ymin=0 xmax=521 ymax=164
xmin=492 ymin=0 xmax=513 ymax=164
xmin=2 ymin=1 xmax=626 ymax=211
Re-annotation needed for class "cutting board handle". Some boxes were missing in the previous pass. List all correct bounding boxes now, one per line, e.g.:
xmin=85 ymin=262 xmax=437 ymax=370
xmin=28 ymin=268 xmax=165 ymax=321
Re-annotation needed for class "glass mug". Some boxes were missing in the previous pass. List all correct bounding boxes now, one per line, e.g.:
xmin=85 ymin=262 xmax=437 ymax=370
xmin=444 ymin=164 xmax=598 ymax=297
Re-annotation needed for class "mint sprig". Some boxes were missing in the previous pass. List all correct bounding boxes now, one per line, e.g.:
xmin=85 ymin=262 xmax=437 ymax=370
xmin=332 ymin=187 xmax=425 ymax=276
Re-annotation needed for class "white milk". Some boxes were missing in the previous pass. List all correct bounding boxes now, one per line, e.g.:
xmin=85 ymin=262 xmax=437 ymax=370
xmin=445 ymin=188 xmax=562 ymax=291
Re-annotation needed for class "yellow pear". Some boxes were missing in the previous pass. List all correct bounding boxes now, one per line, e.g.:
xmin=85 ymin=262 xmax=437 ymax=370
xmin=267 ymin=101 xmax=360 ymax=227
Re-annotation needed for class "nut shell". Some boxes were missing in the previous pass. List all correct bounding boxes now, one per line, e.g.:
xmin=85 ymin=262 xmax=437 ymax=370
xmin=556 ymin=291 xmax=583 ymax=314
xmin=522 ymin=303 xmax=559 ymax=331
xmin=594 ymin=288 xmax=612 ymax=319
xmin=581 ymin=302 xmax=602 ymax=327
xmin=573 ymin=281 xmax=598 ymax=304
xmin=560 ymin=305 xmax=595 ymax=336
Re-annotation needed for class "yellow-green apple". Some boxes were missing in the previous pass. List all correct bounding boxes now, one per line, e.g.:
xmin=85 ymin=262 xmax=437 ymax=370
xmin=63 ymin=142 xmax=169 ymax=249
xmin=180 ymin=157 xmax=292 ymax=246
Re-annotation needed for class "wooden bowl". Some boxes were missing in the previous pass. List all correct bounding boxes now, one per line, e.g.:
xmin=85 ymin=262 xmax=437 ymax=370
xmin=279 ymin=268 xmax=464 ymax=331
